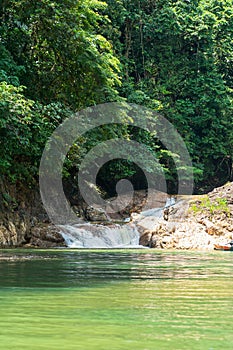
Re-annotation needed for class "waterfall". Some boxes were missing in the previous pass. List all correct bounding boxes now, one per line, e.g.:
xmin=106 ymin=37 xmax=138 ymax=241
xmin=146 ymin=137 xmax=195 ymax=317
xmin=58 ymin=223 xmax=141 ymax=248
xmin=57 ymin=196 xmax=175 ymax=248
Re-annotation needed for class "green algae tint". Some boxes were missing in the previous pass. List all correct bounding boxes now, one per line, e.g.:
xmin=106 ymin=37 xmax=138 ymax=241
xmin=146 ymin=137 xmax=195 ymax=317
xmin=0 ymin=249 xmax=232 ymax=350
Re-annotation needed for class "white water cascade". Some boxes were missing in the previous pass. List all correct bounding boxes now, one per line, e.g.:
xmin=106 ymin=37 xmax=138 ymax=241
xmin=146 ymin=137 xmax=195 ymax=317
xmin=59 ymin=223 xmax=141 ymax=248
xmin=58 ymin=197 xmax=176 ymax=248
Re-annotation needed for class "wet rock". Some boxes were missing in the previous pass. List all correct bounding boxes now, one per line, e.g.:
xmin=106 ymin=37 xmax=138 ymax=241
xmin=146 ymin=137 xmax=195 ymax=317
xmin=28 ymin=224 xmax=66 ymax=248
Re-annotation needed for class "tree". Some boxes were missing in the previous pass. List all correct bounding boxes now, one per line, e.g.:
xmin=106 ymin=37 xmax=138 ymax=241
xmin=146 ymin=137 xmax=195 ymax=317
xmin=105 ymin=0 xmax=233 ymax=191
xmin=0 ymin=0 xmax=121 ymax=108
xmin=1 ymin=0 xmax=233 ymax=193
xmin=0 ymin=0 xmax=122 ymax=184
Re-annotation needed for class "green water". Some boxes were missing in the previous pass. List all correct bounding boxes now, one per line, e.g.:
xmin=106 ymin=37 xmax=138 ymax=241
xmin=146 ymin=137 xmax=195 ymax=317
xmin=0 ymin=249 xmax=232 ymax=350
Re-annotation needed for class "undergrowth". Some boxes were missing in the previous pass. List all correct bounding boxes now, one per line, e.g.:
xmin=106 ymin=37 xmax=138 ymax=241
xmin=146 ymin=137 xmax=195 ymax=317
xmin=190 ymin=197 xmax=230 ymax=217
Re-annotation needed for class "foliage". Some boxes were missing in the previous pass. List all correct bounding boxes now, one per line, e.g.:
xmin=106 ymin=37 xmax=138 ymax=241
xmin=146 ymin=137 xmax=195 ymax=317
xmin=104 ymin=0 xmax=233 ymax=190
xmin=190 ymin=196 xmax=230 ymax=217
xmin=0 ymin=0 xmax=121 ymax=108
xmin=0 ymin=0 xmax=121 ymax=184
xmin=0 ymin=44 xmax=24 ymax=86
xmin=0 ymin=81 xmax=71 ymax=182
xmin=0 ymin=0 xmax=233 ymax=194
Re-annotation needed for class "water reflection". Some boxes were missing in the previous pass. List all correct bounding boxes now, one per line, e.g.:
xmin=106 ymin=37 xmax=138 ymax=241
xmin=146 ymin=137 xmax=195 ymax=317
xmin=0 ymin=249 xmax=231 ymax=288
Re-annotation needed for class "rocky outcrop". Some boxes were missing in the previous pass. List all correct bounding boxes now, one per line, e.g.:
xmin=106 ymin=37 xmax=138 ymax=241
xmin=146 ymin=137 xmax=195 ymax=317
xmin=132 ymin=183 xmax=233 ymax=250
xmin=27 ymin=224 xmax=65 ymax=248
xmin=85 ymin=206 xmax=111 ymax=222
xmin=0 ymin=212 xmax=31 ymax=247
xmin=105 ymin=189 xmax=167 ymax=220
xmin=0 ymin=180 xmax=65 ymax=248
xmin=1 ymin=177 xmax=233 ymax=250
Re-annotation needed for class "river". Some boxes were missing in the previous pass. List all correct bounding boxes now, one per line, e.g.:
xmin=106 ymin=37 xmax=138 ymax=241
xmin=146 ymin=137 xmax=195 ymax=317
xmin=0 ymin=249 xmax=232 ymax=350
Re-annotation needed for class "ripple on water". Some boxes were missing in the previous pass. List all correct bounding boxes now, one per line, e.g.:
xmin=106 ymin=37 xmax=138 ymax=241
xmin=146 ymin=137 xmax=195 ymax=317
xmin=0 ymin=249 xmax=232 ymax=350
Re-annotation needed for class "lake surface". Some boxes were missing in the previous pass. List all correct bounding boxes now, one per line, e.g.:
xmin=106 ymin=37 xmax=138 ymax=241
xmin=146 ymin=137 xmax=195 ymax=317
xmin=0 ymin=249 xmax=232 ymax=350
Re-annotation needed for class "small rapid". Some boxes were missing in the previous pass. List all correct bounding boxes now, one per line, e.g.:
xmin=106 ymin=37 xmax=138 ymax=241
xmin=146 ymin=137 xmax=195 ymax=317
xmin=58 ymin=197 xmax=177 ymax=248
xmin=59 ymin=223 xmax=141 ymax=248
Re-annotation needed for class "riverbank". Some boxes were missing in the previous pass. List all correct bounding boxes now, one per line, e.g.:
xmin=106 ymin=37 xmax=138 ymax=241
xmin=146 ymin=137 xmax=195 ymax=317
xmin=0 ymin=180 xmax=65 ymax=248
xmin=0 ymin=180 xmax=233 ymax=250
xmin=133 ymin=182 xmax=233 ymax=250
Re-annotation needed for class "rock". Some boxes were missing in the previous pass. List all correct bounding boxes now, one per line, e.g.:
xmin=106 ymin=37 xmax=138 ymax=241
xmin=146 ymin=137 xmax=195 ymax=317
xmin=106 ymin=189 xmax=167 ymax=220
xmin=2 ymin=177 xmax=233 ymax=250
xmin=163 ymin=208 xmax=169 ymax=221
xmin=85 ymin=206 xmax=111 ymax=222
xmin=29 ymin=224 xmax=66 ymax=248
xmin=0 ymin=213 xmax=30 ymax=247
xmin=139 ymin=230 xmax=152 ymax=247
xmin=131 ymin=183 xmax=233 ymax=250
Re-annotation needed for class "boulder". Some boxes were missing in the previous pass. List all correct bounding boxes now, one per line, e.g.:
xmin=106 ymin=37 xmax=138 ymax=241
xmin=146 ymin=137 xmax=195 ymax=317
xmin=85 ymin=206 xmax=111 ymax=222
xmin=132 ymin=189 xmax=233 ymax=250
